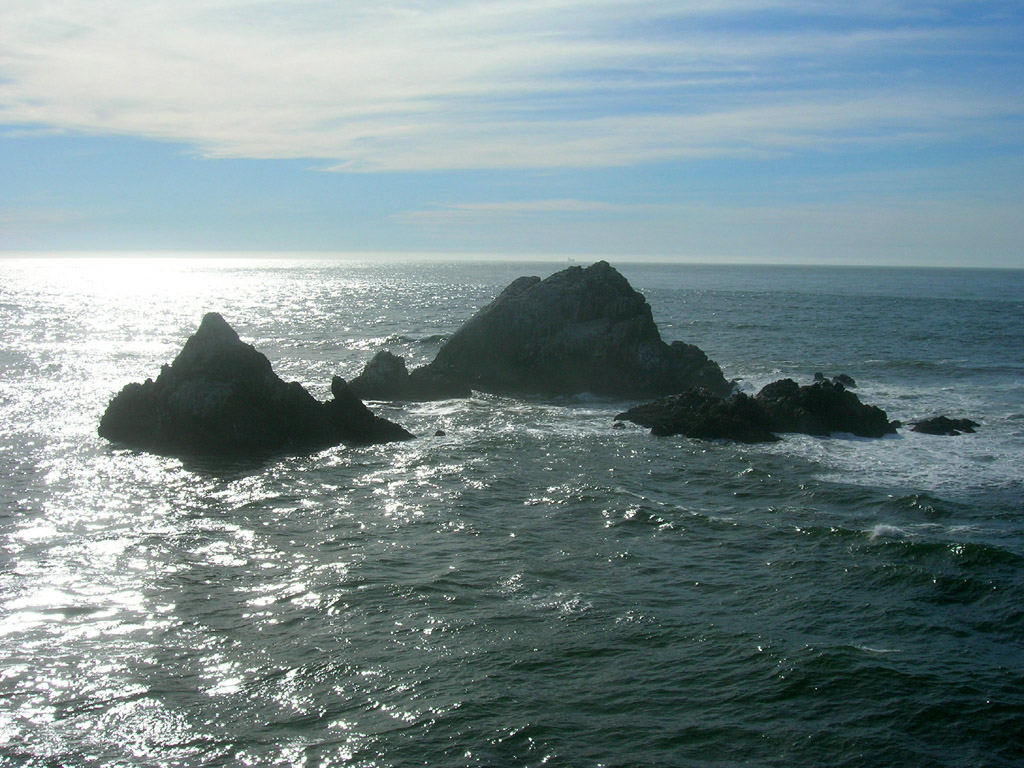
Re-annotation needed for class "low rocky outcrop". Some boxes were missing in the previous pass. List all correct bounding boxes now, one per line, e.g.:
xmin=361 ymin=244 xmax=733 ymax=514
xmin=351 ymin=350 xmax=470 ymax=401
xmin=755 ymin=378 xmax=897 ymax=438
xmin=99 ymin=313 xmax=412 ymax=456
xmin=616 ymin=378 xmax=898 ymax=442
xmin=349 ymin=261 xmax=731 ymax=401
xmin=911 ymin=416 xmax=980 ymax=435
xmin=814 ymin=372 xmax=857 ymax=388
xmin=615 ymin=388 xmax=780 ymax=443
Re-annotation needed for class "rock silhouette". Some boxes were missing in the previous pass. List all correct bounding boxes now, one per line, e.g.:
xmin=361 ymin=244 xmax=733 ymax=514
xmin=616 ymin=378 xmax=898 ymax=441
xmin=99 ymin=313 xmax=411 ymax=456
xmin=351 ymin=261 xmax=730 ymax=400
xmin=755 ymin=378 xmax=896 ymax=438
xmin=615 ymin=388 xmax=780 ymax=443
xmin=911 ymin=416 xmax=979 ymax=435
xmin=353 ymin=350 xmax=470 ymax=401
xmin=814 ymin=372 xmax=857 ymax=388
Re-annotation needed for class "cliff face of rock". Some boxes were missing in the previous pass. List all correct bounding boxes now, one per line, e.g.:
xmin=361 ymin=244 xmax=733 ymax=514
xmin=351 ymin=261 xmax=731 ymax=400
xmin=99 ymin=313 xmax=411 ymax=456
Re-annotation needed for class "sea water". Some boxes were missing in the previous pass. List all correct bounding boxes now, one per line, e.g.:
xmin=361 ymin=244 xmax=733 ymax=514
xmin=1 ymin=256 xmax=1022 ymax=767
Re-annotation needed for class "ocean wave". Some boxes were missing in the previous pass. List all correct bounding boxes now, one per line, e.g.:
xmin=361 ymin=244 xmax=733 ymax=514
xmin=869 ymin=524 xmax=906 ymax=540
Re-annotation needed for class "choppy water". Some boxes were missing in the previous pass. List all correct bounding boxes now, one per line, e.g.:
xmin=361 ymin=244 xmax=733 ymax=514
xmin=1 ymin=256 xmax=1022 ymax=767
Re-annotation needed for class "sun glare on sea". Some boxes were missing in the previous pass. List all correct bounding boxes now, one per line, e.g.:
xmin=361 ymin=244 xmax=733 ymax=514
xmin=37 ymin=254 xmax=237 ymax=298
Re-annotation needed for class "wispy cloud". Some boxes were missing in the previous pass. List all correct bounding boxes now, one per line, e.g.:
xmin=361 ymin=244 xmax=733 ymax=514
xmin=1 ymin=1 xmax=1020 ymax=171
xmin=0 ymin=207 xmax=90 ymax=242
xmin=434 ymin=199 xmax=624 ymax=213
xmin=396 ymin=196 xmax=1024 ymax=266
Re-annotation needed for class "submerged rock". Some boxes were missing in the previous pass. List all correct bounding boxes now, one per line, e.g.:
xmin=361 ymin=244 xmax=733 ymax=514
xmin=616 ymin=377 xmax=898 ymax=442
xmin=350 ymin=261 xmax=730 ymax=400
xmin=99 ymin=313 xmax=412 ymax=456
xmin=911 ymin=416 xmax=980 ymax=435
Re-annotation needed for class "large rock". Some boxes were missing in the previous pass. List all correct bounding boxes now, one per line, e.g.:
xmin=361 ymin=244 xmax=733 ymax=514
xmin=616 ymin=377 xmax=898 ymax=441
xmin=99 ymin=313 xmax=412 ymax=456
xmin=350 ymin=261 xmax=730 ymax=400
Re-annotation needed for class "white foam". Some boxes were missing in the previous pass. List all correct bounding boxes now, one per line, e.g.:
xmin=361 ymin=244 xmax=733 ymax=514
xmin=868 ymin=524 xmax=906 ymax=540
xmin=854 ymin=644 xmax=902 ymax=654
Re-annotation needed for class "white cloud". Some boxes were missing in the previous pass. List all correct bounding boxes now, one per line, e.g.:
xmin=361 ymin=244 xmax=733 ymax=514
xmin=0 ymin=1 xmax=1020 ymax=170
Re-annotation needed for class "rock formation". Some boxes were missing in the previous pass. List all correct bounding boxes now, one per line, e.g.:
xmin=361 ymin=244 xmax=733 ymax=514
xmin=814 ymin=372 xmax=857 ymax=388
xmin=615 ymin=388 xmax=780 ymax=443
xmin=755 ymin=378 xmax=896 ymax=438
xmin=99 ymin=313 xmax=411 ymax=456
xmin=911 ymin=416 xmax=979 ymax=435
xmin=352 ymin=350 xmax=470 ymax=401
xmin=616 ymin=377 xmax=898 ymax=442
xmin=350 ymin=261 xmax=730 ymax=400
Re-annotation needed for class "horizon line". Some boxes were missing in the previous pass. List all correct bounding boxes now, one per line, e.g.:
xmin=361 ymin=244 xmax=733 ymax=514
xmin=1 ymin=249 xmax=1021 ymax=271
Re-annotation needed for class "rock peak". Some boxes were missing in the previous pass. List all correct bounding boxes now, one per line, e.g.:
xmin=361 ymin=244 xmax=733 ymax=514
xmin=584 ymin=260 xmax=616 ymax=276
xmin=351 ymin=261 xmax=730 ymax=400
xmin=194 ymin=312 xmax=241 ymax=345
xmin=171 ymin=312 xmax=265 ymax=380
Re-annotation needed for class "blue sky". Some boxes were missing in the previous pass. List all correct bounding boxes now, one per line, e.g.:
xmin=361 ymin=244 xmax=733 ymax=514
xmin=1 ymin=0 xmax=1022 ymax=266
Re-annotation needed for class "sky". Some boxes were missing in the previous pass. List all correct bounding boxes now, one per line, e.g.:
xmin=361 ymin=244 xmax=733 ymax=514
xmin=1 ymin=0 xmax=1022 ymax=266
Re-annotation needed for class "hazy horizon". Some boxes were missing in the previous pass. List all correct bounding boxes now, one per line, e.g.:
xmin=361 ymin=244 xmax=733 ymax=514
xmin=4 ymin=250 xmax=1023 ymax=271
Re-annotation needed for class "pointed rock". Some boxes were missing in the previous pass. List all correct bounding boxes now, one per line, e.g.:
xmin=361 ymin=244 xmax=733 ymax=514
xmin=99 ymin=313 xmax=411 ymax=456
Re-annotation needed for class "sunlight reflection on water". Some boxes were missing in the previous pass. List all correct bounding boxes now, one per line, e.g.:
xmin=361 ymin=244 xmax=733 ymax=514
xmin=2 ymin=258 xmax=1022 ymax=766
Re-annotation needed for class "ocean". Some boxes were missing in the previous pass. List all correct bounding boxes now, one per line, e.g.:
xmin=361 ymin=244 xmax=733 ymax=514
xmin=1 ymin=256 xmax=1022 ymax=767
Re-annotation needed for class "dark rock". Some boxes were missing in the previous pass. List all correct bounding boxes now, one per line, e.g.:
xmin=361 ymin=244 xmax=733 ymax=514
xmin=99 ymin=313 xmax=412 ymax=456
xmin=434 ymin=429 xmax=446 ymax=437
xmin=911 ymin=416 xmax=980 ymax=435
xmin=407 ymin=366 xmax=473 ymax=400
xmin=615 ymin=388 xmax=780 ymax=443
xmin=350 ymin=261 xmax=730 ymax=401
xmin=324 ymin=375 xmax=413 ymax=444
xmin=350 ymin=350 xmax=412 ymax=399
xmin=350 ymin=350 xmax=470 ymax=401
xmin=814 ymin=371 xmax=856 ymax=388
xmin=755 ymin=379 xmax=896 ymax=437
xmin=615 ymin=377 xmax=897 ymax=442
